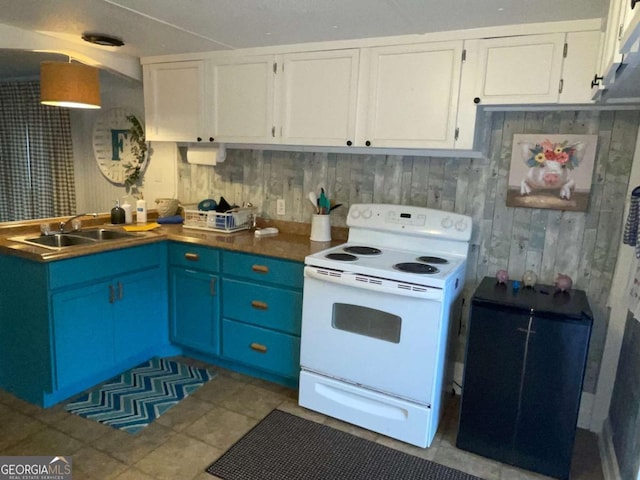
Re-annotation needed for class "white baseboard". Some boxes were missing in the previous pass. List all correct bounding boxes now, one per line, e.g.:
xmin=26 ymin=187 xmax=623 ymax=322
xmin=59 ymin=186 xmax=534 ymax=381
xmin=452 ymin=362 xmax=595 ymax=430
xmin=598 ymin=418 xmax=622 ymax=480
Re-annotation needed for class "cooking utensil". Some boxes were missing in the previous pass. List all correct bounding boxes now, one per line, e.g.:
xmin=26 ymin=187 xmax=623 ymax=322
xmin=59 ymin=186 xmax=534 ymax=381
xmin=308 ymin=192 xmax=319 ymax=214
xmin=329 ymin=203 xmax=343 ymax=212
xmin=319 ymin=189 xmax=330 ymax=214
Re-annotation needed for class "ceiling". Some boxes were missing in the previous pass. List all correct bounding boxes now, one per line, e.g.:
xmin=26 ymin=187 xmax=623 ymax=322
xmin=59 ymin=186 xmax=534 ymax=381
xmin=0 ymin=0 xmax=609 ymax=80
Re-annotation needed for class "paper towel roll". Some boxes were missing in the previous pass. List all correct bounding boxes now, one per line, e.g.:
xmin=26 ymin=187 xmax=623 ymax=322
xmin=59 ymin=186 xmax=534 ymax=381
xmin=186 ymin=144 xmax=226 ymax=165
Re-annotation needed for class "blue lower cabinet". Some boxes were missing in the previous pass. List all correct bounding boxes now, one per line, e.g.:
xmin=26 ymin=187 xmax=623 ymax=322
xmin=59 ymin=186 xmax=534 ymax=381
xmin=114 ymin=268 xmax=168 ymax=363
xmin=52 ymin=280 xmax=115 ymax=393
xmin=222 ymin=319 xmax=300 ymax=379
xmin=0 ymin=243 xmax=169 ymax=407
xmin=169 ymin=267 xmax=220 ymax=355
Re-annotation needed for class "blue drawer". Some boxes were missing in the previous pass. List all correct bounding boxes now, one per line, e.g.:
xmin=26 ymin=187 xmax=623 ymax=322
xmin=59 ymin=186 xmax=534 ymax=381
xmin=169 ymin=242 xmax=220 ymax=272
xmin=222 ymin=278 xmax=302 ymax=335
xmin=222 ymin=251 xmax=303 ymax=289
xmin=222 ymin=319 xmax=300 ymax=380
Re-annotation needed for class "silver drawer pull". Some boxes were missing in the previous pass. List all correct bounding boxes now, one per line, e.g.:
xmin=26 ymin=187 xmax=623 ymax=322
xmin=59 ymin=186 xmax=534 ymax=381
xmin=251 ymin=264 xmax=269 ymax=274
xmin=210 ymin=278 xmax=217 ymax=296
xmin=251 ymin=300 xmax=268 ymax=310
xmin=250 ymin=342 xmax=268 ymax=353
xmin=185 ymin=252 xmax=199 ymax=261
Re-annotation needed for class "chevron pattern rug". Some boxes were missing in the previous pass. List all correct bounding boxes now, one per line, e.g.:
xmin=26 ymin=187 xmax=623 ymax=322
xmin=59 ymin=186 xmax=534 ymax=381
xmin=65 ymin=358 xmax=215 ymax=434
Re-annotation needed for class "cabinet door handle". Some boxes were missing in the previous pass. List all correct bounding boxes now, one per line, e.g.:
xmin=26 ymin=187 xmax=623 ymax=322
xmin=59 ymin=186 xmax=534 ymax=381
xmin=250 ymin=342 xmax=268 ymax=353
xmin=251 ymin=300 xmax=268 ymax=310
xmin=210 ymin=278 xmax=217 ymax=296
xmin=109 ymin=284 xmax=115 ymax=304
xmin=516 ymin=327 xmax=536 ymax=334
xmin=185 ymin=252 xmax=199 ymax=261
xmin=251 ymin=264 xmax=269 ymax=274
xmin=117 ymin=281 xmax=123 ymax=300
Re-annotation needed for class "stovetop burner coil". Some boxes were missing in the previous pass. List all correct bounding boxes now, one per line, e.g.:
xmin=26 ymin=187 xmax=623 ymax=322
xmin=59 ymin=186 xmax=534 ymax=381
xmin=325 ymin=253 xmax=358 ymax=261
xmin=343 ymin=246 xmax=382 ymax=255
xmin=417 ymin=256 xmax=449 ymax=264
xmin=393 ymin=262 xmax=439 ymax=274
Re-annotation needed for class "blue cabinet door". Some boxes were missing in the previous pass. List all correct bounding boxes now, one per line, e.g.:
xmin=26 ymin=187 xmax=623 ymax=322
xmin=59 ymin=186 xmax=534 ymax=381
xmin=52 ymin=281 xmax=114 ymax=394
xmin=169 ymin=267 xmax=220 ymax=354
xmin=114 ymin=267 xmax=168 ymax=364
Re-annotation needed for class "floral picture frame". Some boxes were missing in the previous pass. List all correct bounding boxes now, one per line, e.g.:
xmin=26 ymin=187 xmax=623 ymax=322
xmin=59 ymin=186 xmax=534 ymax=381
xmin=506 ymin=134 xmax=598 ymax=211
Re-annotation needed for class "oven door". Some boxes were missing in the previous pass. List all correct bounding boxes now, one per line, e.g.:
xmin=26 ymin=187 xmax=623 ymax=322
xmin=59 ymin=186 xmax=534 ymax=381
xmin=300 ymin=268 xmax=445 ymax=404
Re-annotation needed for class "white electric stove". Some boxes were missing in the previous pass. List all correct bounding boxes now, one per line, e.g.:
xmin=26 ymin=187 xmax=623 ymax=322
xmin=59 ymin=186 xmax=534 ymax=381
xmin=299 ymin=203 xmax=472 ymax=448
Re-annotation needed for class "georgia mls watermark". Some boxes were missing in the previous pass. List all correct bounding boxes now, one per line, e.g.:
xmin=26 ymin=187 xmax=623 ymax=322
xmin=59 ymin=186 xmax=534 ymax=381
xmin=0 ymin=456 xmax=72 ymax=480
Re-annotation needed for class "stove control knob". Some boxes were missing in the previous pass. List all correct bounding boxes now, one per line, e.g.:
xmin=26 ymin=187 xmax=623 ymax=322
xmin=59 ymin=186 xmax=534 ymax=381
xmin=455 ymin=219 xmax=468 ymax=232
xmin=351 ymin=208 xmax=361 ymax=219
xmin=362 ymin=209 xmax=372 ymax=219
xmin=441 ymin=216 xmax=453 ymax=229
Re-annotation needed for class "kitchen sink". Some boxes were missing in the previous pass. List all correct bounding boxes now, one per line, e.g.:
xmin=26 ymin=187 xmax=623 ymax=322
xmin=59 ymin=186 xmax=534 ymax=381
xmin=71 ymin=228 xmax=138 ymax=241
xmin=9 ymin=228 xmax=141 ymax=250
xmin=22 ymin=234 xmax=98 ymax=248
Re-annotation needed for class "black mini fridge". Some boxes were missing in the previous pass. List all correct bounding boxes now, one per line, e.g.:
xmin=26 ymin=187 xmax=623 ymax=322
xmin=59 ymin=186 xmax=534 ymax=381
xmin=456 ymin=277 xmax=593 ymax=480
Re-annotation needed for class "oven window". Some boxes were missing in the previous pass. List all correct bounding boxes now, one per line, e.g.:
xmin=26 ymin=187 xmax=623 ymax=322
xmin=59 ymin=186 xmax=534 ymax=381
xmin=332 ymin=303 xmax=401 ymax=343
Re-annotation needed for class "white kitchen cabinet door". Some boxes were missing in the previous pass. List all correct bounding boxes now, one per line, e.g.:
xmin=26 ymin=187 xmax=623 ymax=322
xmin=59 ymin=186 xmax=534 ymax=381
xmin=211 ymin=55 xmax=276 ymax=144
xmin=364 ymin=41 xmax=463 ymax=149
xmin=143 ymin=61 xmax=210 ymax=142
xmin=279 ymin=49 xmax=360 ymax=146
xmin=474 ymin=33 xmax=565 ymax=104
xmin=560 ymin=30 xmax=600 ymax=104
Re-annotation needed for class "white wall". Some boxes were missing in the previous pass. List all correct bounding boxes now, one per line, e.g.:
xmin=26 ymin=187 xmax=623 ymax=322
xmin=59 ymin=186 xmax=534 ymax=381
xmin=70 ymin=71 xmax=177 ymax=214
xmin=593 ymin=127 xmax=640 ymax=432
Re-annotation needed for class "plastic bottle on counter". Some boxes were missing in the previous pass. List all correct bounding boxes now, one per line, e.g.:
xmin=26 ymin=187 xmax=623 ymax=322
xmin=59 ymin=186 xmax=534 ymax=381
xmin=136 ymin=195 xmax=147 ymax=224
xmin=121 ymin=198 xmax=133 ymax=224
xmin=110 ymin=200 xmax=126 ymax=225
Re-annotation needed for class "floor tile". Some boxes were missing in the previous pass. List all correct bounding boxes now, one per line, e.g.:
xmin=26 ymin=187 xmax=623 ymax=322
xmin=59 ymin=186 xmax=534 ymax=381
xmin=217 ymin=382 xmax=287 ymax=419
xmin=182 ymin=405 xmax=259 ymax=451
xmin=433 ymin=444 xmax=502 ymax=480
xmin=0 ymin=411 xmax=46 ymax=451
xmin=3 ymin=428 xmax=84 ymax=456
xmin=191 ymin=374 xmax=246 ymax=405
xmin=91 ymin=421 xmax=177 ymax=465
xmin=133 ymin=432 xmax=221 ymax=480
xmin=71 ymin=445 xmax=129 ymax=480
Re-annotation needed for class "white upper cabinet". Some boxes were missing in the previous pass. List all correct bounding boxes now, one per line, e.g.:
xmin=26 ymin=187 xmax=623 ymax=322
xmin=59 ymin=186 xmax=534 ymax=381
xmin=210 ymin=55 xmax=276 ymax=144
xmin=362 ymin=41 xmax=463 ymax=149
xmin=560 ymin=30 xmax=601 ymax=103
xmin=278 ymin=49 xmax=360 ymax=147
xmin=143 ymin=61 xmax=211 ymax=142
xmin=474 ymin=33 xmax=566 ymax=104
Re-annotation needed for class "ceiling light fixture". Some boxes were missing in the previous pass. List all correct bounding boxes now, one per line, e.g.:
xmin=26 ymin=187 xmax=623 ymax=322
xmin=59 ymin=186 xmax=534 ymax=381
xmin=81 ymin=33 xmax=124 ymax=47
xmin=40 ymin=61 xmax=101 ymax=109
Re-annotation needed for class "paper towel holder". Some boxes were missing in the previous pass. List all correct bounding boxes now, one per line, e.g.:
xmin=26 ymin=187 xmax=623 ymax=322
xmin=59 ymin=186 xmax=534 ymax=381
xmin=185 ymin=143 xmax=226 ymax=165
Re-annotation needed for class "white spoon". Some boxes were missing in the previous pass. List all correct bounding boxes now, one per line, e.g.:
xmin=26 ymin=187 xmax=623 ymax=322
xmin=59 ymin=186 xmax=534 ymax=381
xmin=308 ymin=192 xmax=319 ymax=214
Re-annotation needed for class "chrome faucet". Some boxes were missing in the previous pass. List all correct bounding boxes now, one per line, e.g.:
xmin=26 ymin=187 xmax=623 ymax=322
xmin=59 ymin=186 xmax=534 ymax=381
xmin=58 ymin=213 xmax=98 ymax=233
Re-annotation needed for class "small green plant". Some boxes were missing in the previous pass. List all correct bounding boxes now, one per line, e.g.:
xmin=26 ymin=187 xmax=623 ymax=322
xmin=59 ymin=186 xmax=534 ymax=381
xmin=123 ymin=115 xmax=147 ymax=190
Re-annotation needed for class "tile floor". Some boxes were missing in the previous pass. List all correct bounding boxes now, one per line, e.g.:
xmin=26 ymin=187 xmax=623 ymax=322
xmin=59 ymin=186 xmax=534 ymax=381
xmin=0 ymin=357 xmax=604 ymax=480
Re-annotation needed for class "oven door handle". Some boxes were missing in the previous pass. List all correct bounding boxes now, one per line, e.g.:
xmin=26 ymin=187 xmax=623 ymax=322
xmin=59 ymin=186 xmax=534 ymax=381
xmin=303 ymin=266 xmax=443 ymax=301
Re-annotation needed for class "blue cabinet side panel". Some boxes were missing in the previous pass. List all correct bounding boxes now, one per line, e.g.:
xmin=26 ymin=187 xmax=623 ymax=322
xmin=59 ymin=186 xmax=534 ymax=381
xmin=0 ymin=255 xmax=52 ymax=404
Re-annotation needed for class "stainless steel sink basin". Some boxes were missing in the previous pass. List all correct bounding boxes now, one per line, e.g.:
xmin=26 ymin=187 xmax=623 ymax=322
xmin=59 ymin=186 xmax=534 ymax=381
xmin=9 ymin=228 xmax=141 ymax=250
xmin=71 ymin=228 xmax=138 ymax=241
xmin=23 ymin=234 xmax=97 ymax=248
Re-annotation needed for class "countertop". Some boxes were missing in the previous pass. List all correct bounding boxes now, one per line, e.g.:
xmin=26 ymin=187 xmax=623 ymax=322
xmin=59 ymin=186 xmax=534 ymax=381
xmin=0 ymin=214 xmax=348 ymax=263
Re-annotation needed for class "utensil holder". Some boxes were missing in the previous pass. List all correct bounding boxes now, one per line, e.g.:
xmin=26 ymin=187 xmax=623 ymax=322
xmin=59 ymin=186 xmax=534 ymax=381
xmin=310 ymin=214 xmax=331 ymax=242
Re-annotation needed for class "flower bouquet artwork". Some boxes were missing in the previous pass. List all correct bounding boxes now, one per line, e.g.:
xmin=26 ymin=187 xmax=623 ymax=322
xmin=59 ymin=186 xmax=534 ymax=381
xmin=506 ymin=134 xmax=597 ymax=211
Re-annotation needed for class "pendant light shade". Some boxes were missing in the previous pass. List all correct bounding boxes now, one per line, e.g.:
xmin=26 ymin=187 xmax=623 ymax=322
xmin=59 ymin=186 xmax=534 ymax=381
xmin=40 ymin=61 xmax=101 ymax=109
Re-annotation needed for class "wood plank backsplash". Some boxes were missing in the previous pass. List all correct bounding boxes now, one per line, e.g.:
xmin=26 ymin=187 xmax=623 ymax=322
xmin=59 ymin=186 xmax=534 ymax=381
xmin=177 ymin=110 xmax=640 ymax=394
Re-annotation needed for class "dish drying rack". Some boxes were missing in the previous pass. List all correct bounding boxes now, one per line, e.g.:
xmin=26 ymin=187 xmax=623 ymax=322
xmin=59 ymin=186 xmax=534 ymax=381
xmin=183 ymin=206 xmax=255 ymax=233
